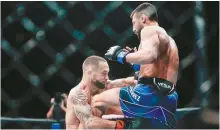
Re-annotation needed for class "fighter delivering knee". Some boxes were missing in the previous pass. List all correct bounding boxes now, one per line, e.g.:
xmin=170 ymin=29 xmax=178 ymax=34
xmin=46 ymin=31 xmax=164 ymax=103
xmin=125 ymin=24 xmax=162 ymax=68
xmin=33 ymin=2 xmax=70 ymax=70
xmin=102 ymin=2 xmax=179 ymax=128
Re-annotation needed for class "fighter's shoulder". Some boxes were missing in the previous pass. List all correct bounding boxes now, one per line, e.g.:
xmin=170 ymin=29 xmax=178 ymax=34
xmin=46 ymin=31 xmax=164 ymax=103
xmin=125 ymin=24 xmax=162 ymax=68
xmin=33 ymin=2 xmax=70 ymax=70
xmin=141 ymin=26 xmax=167 ymax=35
xmin=69 ymin=85 xmax=86 ymax=99
xmin=69 ymin=86 xmax=77 ymax=95
xmin=141 ymin=26 xmax=155 ymax=35
xmin=70 ymin=86 xmax=87 ymax=100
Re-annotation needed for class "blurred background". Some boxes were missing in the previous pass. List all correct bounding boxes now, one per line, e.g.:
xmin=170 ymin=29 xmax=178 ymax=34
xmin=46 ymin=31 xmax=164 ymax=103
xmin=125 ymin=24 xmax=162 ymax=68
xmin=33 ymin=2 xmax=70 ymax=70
xmin=1 ymin=1 xmax=219 ymax=129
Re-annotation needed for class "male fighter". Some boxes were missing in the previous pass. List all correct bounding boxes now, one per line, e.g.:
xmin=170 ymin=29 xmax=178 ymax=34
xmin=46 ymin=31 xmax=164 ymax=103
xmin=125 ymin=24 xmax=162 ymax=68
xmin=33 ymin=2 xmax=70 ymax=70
xmin=65 ymin=56 xmax=137 ymax=129
xmin=92 ymin=2 xmax=179 ymax=129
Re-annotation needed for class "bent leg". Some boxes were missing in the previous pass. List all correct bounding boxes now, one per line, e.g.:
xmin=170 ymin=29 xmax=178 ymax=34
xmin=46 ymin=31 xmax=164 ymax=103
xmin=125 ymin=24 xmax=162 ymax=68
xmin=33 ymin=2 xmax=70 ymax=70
xmin=92 ymin=88 xmax=123 ymax=115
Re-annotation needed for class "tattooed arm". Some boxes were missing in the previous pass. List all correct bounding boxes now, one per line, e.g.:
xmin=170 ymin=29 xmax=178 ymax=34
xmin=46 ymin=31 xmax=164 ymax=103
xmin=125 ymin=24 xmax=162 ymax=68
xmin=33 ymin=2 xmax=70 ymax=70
xmin=65 ymin=90 xmax=80 ymax=129
xmin=72 ymin=89 xmax=116 ymax=129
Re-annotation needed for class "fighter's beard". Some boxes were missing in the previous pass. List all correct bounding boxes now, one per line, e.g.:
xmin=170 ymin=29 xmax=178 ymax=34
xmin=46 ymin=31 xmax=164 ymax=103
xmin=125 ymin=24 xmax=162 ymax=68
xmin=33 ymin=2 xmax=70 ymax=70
xmin=134 ymin=30 xmax=141 ymax=40
xmin=93 ymin=80 xmax=105 ymax=89
xmin=137 ymin=32 xmax=141 ymax=40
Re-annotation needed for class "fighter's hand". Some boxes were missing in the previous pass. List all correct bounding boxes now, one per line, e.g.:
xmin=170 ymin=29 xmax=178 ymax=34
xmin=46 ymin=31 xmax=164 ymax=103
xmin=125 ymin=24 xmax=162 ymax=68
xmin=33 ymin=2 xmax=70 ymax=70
xmin=123 ymin=46 xmax=137 ymax=53
xmin=50 ymin=98 xmax=55 ymax=104
xmin=123 ymin=46 xmax=140 ymax=72
xmin=104 ymin=45 xmax=129 ymax=64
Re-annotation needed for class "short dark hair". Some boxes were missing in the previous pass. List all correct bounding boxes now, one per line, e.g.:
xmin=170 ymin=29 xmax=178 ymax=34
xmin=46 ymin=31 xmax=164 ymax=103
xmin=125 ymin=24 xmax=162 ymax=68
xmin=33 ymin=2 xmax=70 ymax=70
xmin=130 ymin=2 xmax=158 ymax=22
xmin=82 ymin=55 xmax=107 ymax=72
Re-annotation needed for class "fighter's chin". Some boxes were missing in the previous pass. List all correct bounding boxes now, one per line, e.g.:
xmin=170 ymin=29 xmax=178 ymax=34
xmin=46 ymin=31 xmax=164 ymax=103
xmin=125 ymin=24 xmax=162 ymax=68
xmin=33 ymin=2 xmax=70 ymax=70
xmin=101 ymin=81 xmax=107 ymax=86
xmin=93 ymin=81 xmax=105 ymax=90
xmin=137 ymin=35 xmax=141 ymax=39
xmin=135 ymin=33 xmax=140 ymax=39
xmin=134 ymin=31 xmax=141 ymax=38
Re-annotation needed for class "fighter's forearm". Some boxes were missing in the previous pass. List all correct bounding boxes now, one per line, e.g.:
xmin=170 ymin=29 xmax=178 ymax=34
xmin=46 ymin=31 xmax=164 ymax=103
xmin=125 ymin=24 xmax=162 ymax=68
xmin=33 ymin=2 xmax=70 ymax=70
xmin=85 ymin=116 xmax=116 ymax=129
xmin=109 ymin=79 xmax=127 ymax=88
xmin=126 ymin=50 xmax=156 ymax=64
xmin=124 ymin=76 xmax=137 ymax=86
xmin=108 ymin=77 xmax=136 ymax=89
xmin=46 ymin=105 xmax=54 ymax=119
xmin=61 ymin=106 xmax=67 ymax=112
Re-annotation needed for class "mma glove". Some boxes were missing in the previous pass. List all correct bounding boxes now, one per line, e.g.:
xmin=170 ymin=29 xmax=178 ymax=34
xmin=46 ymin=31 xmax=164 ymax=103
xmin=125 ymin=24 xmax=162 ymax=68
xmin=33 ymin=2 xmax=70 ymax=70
xmin=104 ymin=46 xmax=130 ymax=64
xmin=104 ymin=45 xmax=140 ymax=75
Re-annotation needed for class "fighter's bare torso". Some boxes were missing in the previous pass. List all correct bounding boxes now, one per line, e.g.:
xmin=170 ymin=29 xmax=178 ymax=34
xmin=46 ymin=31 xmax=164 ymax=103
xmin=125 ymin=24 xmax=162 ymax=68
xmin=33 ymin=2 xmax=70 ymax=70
xmin=138 ymin=26 xmax=179 ymax=85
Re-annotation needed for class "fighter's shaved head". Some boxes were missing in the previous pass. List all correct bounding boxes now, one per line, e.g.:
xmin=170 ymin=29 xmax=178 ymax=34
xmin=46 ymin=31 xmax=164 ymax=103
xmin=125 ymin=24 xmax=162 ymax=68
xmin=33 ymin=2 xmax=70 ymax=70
xmin=82 ymin=55 xmax=107 ymax=73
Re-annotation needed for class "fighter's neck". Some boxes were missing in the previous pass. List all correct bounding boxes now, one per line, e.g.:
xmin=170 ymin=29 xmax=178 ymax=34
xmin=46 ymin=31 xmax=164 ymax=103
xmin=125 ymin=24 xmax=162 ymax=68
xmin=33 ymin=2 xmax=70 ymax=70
xmin=77 ymin=81 xmax=92 ymax=103
xmin=79 ymin=81 xmax=89 ymax=92
xmin=144 ymin=22 xmax=158 ymax=27
xmin=79 ymin=79 xmax=97 ymax=96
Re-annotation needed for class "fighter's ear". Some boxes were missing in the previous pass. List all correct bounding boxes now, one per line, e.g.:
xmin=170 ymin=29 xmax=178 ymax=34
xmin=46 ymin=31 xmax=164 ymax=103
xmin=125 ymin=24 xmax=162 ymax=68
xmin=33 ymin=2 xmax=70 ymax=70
xmin=141 ymin=14 xmax=148 ymax=24
xmin=87 ymin=69 xmax=92 ymax=75
xmin=141 ymin=14 xmax=145 ymax=22
xmin=86 ymin=66 xmax=93 ymax=75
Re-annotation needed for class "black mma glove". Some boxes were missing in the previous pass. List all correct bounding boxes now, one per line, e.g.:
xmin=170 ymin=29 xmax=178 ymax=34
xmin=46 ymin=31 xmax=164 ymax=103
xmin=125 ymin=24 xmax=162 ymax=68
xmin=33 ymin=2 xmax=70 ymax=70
xmin=104 ymin=45 xmax=129 ymax=64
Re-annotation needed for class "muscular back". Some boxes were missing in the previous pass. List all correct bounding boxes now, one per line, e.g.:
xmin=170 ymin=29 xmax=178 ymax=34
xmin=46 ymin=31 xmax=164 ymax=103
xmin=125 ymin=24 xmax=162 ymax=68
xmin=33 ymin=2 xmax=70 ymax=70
xmin=139 ymin=26 xmax=179 ymax=85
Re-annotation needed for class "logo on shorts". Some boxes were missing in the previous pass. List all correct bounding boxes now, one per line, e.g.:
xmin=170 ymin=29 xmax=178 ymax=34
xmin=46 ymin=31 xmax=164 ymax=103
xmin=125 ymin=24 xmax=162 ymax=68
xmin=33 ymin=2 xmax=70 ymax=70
xmin=157 ymin=82 xmax=171 ymax=89
xmin=129 ymin=88 xmax=140 ymax=102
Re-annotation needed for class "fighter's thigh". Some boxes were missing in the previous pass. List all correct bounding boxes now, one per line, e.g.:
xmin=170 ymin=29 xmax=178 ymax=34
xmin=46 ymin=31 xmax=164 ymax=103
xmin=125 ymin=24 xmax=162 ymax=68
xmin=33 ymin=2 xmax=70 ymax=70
xmin=92 ymin=88 xmax=121 ymax=107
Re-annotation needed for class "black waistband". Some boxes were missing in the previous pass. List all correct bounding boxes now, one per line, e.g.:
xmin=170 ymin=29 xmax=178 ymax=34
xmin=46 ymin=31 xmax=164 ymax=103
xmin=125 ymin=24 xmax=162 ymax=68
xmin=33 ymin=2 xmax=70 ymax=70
xmin=138 ymin=77 xmax=175 ymax=87
xmin=138 ymin=77 xmax=176 ymax=95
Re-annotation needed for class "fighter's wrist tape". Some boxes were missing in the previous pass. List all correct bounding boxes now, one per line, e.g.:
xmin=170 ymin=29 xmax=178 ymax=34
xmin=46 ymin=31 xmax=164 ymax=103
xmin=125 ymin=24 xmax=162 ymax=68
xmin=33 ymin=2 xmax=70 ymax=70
xmin=117 ymin=51 xmax=128 ymax=64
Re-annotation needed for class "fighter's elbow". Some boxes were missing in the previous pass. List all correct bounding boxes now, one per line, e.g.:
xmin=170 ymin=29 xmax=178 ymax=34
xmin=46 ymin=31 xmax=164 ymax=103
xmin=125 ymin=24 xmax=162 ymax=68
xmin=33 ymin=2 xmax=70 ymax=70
xmin=138 ymin=58 xmax=147 ymax=64
xmin=139 ymin=54 xmax=157 ymax=64
xmin=46 ymin=111 xmax=52 ymax=119
xmin=149 ymin=54 xmax=158 ymax=63
xmin=84 ymin=117 xmax=96 ymax=129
